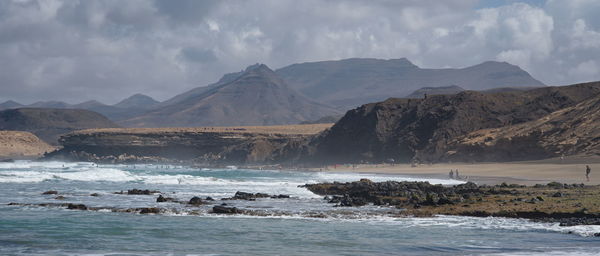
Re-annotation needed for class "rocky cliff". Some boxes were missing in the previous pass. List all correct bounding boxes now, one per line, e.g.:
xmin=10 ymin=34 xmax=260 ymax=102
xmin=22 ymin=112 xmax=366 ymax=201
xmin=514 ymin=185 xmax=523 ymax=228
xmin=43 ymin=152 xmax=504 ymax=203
xmin=45 ymin=124 xmax=331 ymax=165
xmin=303 ymin=81 xmax=600 ymax=164
xmin=445 ymin=93 xmax=600 ymax=161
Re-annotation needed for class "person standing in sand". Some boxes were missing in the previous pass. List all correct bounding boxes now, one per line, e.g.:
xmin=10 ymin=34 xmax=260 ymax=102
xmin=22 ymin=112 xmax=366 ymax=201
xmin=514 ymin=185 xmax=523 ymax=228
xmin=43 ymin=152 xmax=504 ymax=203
xmin=586 ymin=165 xmax=591 ymax=181
xmin=449 ymin=170 xmax=454 ymax=179
xmin=455 ymin=169 xmax=460 ymax=180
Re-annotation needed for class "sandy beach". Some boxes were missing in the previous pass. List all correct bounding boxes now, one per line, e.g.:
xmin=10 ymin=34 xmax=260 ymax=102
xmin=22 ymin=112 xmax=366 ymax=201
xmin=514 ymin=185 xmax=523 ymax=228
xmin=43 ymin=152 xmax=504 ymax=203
xmin=316 ymin=157 xmax=600 ymax=186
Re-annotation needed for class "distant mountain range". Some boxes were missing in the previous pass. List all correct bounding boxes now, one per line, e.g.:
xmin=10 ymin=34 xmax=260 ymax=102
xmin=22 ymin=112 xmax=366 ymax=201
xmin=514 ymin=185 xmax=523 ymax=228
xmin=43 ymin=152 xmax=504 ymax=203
xmin=121 ymin=64 xmax=340 ymax=127
xmin=0 ymin=94 xmax=160 ymax=121
xmin=0 ymin=58 xmax=546 ymax=128
xmin=276 ymin=58 xmax=544 ymax=108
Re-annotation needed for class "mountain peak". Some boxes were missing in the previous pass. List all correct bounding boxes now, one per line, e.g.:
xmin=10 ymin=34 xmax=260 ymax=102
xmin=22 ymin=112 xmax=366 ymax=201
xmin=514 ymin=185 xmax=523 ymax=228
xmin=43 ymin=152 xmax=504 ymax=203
xmin=0 ymin=100 xmax=23 ymax=110
xmin=242 ymin=63 xmax=274 ymax=75
xmin=114 ymin=94 xmax=159 ymax=109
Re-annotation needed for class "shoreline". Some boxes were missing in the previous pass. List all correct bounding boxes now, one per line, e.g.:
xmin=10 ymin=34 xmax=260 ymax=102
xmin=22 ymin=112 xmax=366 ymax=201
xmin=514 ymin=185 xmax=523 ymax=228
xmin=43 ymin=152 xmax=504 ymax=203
xmin=310 ymin=160 xmax=600 ymax=186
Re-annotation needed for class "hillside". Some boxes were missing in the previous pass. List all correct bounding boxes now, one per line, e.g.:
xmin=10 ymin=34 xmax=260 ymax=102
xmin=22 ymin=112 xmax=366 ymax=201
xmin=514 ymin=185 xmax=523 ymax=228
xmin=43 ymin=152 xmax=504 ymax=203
xmin=121 ymin=64 xmax=340 ymax=127
xmin=446 ymin=93 xmax=600 ymax=161
xmin=276 ymin=58 xmax=545 ymax=108
xmin=303 ymin=81 xmax=600 ymax=164
xmin=0 ymin=131 xmax=55 ymax=159
xmin=0 ymin=108 xmax=118 ymax=145
xmin=404 ymin=85 xmax=465 ymax=98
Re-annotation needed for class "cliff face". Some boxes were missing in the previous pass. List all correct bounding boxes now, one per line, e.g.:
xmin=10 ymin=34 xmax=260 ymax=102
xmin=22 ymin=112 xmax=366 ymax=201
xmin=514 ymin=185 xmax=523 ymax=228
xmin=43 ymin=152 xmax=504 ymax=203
xmin=305 ymin=81 xmax=600 ymax=164
xmin=445 ymin=93 xmax=600 ymax=161
xmin=46 ymin=125 xmax=330 ymax=165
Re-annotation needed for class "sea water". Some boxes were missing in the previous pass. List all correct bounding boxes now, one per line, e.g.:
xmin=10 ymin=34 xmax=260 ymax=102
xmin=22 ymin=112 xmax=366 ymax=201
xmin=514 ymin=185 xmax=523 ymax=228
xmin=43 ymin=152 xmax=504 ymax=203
xmin=0 ymin=161 xmax=598 ymax=255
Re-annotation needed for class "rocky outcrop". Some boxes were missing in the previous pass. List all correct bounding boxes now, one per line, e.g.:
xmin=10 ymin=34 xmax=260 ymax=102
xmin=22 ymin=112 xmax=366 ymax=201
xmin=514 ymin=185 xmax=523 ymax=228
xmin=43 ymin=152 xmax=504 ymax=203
xmin=304 ymin=81 xmax=600 ymax=164
xmin=44 ymin=124 xmax=330 ymax=165
xmin=303 ymin=180 xmax=600 ymax=226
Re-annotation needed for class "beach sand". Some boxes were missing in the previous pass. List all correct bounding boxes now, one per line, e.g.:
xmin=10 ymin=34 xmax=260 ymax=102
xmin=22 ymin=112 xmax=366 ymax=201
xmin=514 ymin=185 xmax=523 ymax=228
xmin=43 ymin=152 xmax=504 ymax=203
xmin=316 ymin=157 xmax=600 ymax=186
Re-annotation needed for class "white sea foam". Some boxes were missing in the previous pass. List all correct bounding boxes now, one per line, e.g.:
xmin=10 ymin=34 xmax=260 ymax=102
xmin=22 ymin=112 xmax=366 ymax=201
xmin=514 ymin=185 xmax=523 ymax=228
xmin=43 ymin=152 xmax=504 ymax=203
xmin=395 ymin=215 xmax=600 ymax=238
xmin=310 ymin=171 xmax=465 ymax=185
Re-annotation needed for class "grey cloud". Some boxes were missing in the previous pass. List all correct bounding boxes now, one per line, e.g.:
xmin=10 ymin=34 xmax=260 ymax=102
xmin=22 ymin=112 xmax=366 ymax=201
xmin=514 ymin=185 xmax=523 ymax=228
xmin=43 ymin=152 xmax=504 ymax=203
xmin=179 ymin=47 xmax=217 ymax=63
xmin=0 ymin=0 xmax=598 ymax=104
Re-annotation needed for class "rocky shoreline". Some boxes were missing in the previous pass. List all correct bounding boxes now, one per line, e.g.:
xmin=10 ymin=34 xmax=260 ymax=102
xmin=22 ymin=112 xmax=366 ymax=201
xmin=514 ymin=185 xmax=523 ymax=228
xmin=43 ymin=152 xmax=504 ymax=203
xmin=6 ymin=180 xmax=600 ymax=234
xmin=303 ymin=180 xmax=600 ymax=227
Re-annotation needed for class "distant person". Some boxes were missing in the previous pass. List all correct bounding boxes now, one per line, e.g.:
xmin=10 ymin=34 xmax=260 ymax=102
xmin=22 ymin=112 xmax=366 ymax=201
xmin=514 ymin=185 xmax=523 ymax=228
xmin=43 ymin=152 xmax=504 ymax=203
xmin=455 ymin=169 xmax=460 ymax=180
xmin=586 ymin=165 xmax=591 ymax=182
xmin=449 ymin=169 xmax=454 ymax=179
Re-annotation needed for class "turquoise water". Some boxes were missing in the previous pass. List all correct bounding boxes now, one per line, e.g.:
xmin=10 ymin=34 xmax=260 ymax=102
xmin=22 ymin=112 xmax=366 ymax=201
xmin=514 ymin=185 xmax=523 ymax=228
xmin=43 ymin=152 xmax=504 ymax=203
xmin=1 ymin=161 xmax=599 ymax=255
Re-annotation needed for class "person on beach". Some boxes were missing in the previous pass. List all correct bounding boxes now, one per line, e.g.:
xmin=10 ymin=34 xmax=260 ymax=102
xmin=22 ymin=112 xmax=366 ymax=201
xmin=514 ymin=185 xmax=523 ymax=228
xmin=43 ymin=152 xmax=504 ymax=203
xmin=455 ymin=169 xmax=460 ymax=180
xmin=449 ymin=170 xmax=454 ymax=179
xmin=586 ymin=165 xmax=591 ymax=181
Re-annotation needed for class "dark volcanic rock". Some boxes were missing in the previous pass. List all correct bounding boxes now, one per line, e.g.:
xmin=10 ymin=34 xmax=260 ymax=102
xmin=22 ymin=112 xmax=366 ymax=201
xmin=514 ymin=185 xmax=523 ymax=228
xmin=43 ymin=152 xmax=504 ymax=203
xmin=303 ymin=180 xmax=480 ymax=207
xmin=212 ymin=206 xmax=244 ymax=214
xmin=125 ymin=189 xmax=160 ymax=195
xmin=139 ymin=207 xmax=161 ymax=214
xmin=42 ymin=190 xmax=58 ymax=195
xmin=156 ymin=195 xmax=175 ymax=203
xmin=188 ymin=196 xmax=204 ymax=205
xmin=225 ymin=191 xmax=272 ymax=201
xmin=67 ymin=203 xmax=88 ymax=210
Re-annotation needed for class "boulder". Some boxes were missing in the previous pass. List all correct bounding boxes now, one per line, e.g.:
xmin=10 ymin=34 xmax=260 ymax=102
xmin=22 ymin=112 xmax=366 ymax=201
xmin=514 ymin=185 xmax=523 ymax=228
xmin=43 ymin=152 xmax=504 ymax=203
xmin=212 ymin=205 xmax=244 ymax=214
xmin=139 ymin=207 xmax=161 ymax=214
xmin=67 ymin=203 xmax=88 ymax=210
xmin=188 ymin=196 xmax=204 ymax=205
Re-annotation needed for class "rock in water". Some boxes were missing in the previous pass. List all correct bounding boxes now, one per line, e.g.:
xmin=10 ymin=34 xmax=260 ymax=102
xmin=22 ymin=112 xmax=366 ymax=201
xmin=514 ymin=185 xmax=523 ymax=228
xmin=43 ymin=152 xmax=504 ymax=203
xmin=67 ymin=203 xmax=87 ymax=210
xmin=212 ymin=206 xmax=244 ymax=214
xmin=188 ymin=196 xmax=204 ymax=205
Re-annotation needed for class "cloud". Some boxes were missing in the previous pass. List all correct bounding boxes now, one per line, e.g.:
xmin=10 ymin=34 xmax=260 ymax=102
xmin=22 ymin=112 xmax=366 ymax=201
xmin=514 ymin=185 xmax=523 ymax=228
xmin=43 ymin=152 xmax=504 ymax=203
xmin=0 ymin=0 xmax=598 ymax=104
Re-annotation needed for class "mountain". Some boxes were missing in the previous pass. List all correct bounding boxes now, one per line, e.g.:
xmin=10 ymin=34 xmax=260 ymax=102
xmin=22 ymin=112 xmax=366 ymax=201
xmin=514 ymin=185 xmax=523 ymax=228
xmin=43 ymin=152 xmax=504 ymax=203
xmin=121 ymin=64 xmax=340 ymax=127
xmin=113 ymin=94 xmax=159 ymax=109
xmin=27 ymin=101 xmax=71 ymax=108
xmin=404 ymin=85 xmax=465 ymax=98
xmin=158 ymin=69 xmax=245 ymax=107
xmin=71 ymin=100 xmax=107 ymax=109
xmin=0 ymin=100 xmax=23 ymax=110
xmin=0 ymin=108 xmax=118 ymax=145
xmin=446 ymin=92 xmax=600 ymax=161
xmin=302 ymin=81 xmax=600 ymax=164
xmin=275 ymin=58 xmax=545 ymax=108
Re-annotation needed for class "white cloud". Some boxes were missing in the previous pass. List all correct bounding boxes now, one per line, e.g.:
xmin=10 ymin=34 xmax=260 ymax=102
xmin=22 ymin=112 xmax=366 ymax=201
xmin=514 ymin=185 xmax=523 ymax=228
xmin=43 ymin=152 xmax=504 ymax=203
xmin=0 ymin=0 xmax=599 ymax=104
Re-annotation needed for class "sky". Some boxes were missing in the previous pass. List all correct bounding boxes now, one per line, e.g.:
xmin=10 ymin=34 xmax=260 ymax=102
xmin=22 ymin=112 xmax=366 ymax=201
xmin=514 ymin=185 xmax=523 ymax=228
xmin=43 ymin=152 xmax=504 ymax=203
xmin=0 ymin=0 xmax=599 ymax=104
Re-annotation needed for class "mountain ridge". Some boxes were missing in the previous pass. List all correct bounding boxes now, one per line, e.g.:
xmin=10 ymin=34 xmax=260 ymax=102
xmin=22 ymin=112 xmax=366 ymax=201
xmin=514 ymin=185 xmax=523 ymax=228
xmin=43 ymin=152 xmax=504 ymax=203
xmin=120 ymin=64 xmax=341 ymax=127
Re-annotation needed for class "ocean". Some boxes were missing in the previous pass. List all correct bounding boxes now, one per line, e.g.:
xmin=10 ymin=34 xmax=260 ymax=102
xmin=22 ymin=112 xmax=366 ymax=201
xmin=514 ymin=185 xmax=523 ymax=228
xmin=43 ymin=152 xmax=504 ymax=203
xmin=0 ymin=161 xmax=598 ymax=255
